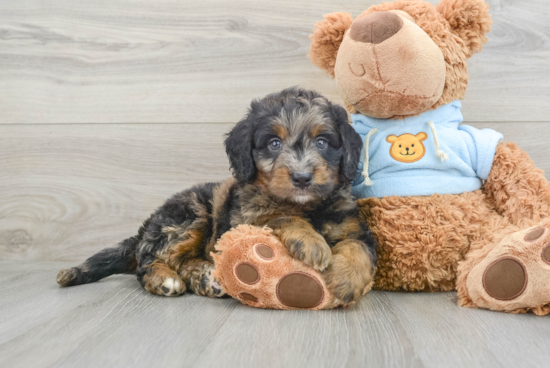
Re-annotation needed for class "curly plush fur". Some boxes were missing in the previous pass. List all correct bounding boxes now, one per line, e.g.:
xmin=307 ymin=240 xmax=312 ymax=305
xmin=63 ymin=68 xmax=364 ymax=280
xmin=309 ymin=12 xmax=353 ymax=78
xmin=436 ymin=0 xmax=492 ymax=57
xmin=360 ymin=142 xmax=550 ymax=315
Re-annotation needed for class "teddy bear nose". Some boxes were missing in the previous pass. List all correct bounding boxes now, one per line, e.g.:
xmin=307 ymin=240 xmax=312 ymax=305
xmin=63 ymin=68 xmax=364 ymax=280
xmin=349 ymin=11 xmax=404 ymax=44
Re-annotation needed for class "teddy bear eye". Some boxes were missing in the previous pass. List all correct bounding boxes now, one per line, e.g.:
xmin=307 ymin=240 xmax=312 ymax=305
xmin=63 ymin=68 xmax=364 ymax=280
xmin=412 ymin=144 xmax=415 ymax=147
xmin=399 ymin=144 xmax=402 ymax=148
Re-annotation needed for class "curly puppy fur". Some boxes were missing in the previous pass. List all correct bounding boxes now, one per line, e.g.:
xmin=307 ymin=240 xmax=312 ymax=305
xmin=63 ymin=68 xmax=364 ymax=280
xmin=57 ymin=87 xmax=377 ymax=305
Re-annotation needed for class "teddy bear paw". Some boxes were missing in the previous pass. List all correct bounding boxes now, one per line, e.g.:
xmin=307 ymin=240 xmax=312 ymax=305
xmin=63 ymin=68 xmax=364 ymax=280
xmin=212 ymin=225 xmax=335 ymax=310
xmin=467 ymin=223 xmax=550 ymax=314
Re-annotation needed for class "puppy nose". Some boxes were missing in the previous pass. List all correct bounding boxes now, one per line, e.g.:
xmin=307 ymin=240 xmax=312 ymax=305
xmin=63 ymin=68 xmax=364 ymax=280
xmin=406 ymin=147 xmax=409 ymax=151
xmin=350 ymin=11 xmax=403 ymax=44
xmin=290 ymin=172 xmax=313 ymax=189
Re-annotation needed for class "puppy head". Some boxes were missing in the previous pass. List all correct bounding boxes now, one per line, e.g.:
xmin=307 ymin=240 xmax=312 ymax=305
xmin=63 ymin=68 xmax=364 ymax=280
xmin=225 ymin=87 xmax=362 ymax=204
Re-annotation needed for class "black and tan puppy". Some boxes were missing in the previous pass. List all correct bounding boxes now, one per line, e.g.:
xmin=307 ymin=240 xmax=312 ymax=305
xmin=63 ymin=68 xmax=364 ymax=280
xmin=57 ymin=87 xmax=377 ymax=306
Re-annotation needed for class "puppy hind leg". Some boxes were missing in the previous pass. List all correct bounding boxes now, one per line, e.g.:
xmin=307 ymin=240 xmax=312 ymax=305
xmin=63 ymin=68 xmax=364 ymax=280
xmin=179 ymin=260 xmax=226 ymax=298
xmin=139 ymin=260 xmax=185 ymax=297
xmin=57 ymin=236 xmax=138 ymax=287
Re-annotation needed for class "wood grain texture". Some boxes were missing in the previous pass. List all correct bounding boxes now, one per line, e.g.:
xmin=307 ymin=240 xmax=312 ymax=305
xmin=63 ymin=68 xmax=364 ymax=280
xmin=0 ymin=122 xmax=549 ymax=262
xmin=1 ymin=1 xmax=549 ymax=366
xmin=1 ymin=261 xmax=550 ymax=368
xmin=0 ymin=123 xmax=230 ymax=261
xmin=0 ymin=0 xmax=549 ymax=124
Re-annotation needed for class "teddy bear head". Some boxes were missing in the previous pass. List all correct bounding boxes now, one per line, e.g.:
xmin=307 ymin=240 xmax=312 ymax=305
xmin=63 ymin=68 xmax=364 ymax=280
xmin=309 ymin=0 xmax=492 ymax=119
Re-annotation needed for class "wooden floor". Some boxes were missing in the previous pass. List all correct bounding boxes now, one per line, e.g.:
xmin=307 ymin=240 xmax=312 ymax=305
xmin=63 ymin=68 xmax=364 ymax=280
xmin=1 ymin=0 xmax=550 ymax=366
xmin=1 ymin=261 xmax=549 ymax=368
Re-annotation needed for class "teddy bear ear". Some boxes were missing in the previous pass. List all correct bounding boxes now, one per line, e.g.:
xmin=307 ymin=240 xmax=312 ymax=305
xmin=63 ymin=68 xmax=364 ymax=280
xmin=416 ymin=132 xmax=428 ymax=141
xmin=386 ymin=135 xmax=398 ymax=143
xmin=309 ymin=12 xmax=353 ymax=77
xmin=436 ymin=0 xmax=492 ymax=57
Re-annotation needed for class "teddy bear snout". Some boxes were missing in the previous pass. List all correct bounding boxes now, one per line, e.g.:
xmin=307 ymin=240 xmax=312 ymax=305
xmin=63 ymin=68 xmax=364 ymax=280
xmin=350 ymin=12 xmax=403 ymax=44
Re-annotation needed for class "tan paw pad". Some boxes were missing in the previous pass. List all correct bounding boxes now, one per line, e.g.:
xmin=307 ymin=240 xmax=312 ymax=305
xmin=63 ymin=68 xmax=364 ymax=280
xmin=482 ymin=257 xmax=527 ymax=300
xmin=255 ymin=244 xmax=274 ymax=260
xmin=240 ymin=292 xmax=258 ymax=302
xmin=235 ymin=263 xmax=260 ymax=285
xmin=542 ymin=244 xmax=550 ymax=265
xmin=276 ymin=272 xmax=324 ymax=309
xmin=525 ymin=227 xmax=545 ymax=241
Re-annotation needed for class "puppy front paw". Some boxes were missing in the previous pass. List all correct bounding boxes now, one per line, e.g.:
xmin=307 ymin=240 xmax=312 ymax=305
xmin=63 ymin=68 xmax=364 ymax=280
xmin=284 ymin=230 xmax=332 ymax=271
xmin=323 ymin=255 xmax=373 ymax=306
xmin=144 ymin=276 xmax=186 ymax=297
xmin=181 ymin=261 xmax=227 ymax=298
xmin=142 ymin=263 xmax=186 ymax=297
xmin=322 ymin=240 xmax=374 ymax=307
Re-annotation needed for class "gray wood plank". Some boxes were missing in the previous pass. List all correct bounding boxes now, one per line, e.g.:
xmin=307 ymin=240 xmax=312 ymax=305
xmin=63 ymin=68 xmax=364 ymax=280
xmin=1 ymin=122 xmax=549 ymax=262
xmin=382 ymin=291 xmax=550 ymax=368
xmin=0 ymin=123 xmax=230 ymax=262
xmin=0 ymin=0 xmax=548 ymax=124
xmin=0 ymin=261 xmax=239 ymax=368
xmin=1 ymin=261 xmax=550 ymax=368
xmin=193 ymin=291 xmax=425 ymax=368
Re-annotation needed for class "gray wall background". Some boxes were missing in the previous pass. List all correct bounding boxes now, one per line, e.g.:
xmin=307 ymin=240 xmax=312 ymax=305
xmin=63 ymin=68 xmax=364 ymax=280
xmin=1 ymin=0 xmax=549 ymax=261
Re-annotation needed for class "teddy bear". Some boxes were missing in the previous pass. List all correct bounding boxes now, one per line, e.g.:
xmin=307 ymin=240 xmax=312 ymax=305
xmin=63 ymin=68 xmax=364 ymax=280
xmin=308 ymin=0 xmax=550 ymax=314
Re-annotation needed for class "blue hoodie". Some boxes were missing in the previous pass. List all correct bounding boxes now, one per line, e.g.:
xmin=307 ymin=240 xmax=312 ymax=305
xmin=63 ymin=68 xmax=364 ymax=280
xmin=351 ymin=100 xmax=503 ymax=199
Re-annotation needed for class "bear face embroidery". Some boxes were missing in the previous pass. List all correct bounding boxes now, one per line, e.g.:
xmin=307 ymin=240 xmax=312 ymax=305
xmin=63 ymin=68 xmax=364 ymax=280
xmin=386 ymin=132 xmax=428 ymax=163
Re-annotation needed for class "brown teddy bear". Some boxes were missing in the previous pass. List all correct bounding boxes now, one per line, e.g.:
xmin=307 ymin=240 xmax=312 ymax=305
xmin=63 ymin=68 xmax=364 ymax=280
xmin=309 ymin=0 xmax=550 ymax=314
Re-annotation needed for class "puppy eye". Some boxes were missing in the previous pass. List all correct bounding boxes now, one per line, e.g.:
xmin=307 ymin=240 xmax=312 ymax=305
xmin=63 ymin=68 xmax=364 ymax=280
xmin=399 ymin=144 xmax=402 ymax=148
xmin=411 ymin=144 xmax=415 ymax=147
xmin=316 ymin=138 xmax=328 ymax=149
xmin=269 ymin=138 xmax=282 ymax=151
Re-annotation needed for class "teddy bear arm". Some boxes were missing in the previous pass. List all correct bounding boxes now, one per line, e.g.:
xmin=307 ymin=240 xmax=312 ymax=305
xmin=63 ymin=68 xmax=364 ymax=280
xmin=484 ymin=141 xmax=550 ymax=225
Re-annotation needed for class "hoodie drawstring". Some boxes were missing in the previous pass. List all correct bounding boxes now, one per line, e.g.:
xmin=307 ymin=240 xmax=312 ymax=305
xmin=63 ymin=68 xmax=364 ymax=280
xmin=427 ymin=121 xmax=448 ymax=162
xmin=361 ymin=128 xmax=378 ymax=186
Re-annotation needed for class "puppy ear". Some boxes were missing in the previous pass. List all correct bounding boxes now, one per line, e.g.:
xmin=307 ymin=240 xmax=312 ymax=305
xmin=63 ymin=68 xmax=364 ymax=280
xmin=436 ymin=0 xmax=492 ymax=57
xmin=332 ymin=103 xmax=362 ymax=182
xmin=224 ymin=113 xmax=256 ymax=184
xmin=309 ymin=12 xmax=353 ymax=77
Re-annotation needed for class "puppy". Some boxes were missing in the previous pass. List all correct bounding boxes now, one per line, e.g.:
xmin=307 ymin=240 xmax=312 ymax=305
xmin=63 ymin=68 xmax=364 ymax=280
xmin=57 ymin=87 xmax=377 ymax=305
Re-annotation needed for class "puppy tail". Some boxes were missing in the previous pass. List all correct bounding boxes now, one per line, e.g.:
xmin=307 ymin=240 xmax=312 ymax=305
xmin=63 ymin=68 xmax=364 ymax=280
xmin=56 ymin=235 xmax=139 ymax=287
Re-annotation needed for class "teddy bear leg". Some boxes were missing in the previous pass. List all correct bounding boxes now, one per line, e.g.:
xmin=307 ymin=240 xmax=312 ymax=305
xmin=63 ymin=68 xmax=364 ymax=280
xmin=458 ymin=221 xmax=550 ymax=315
xmin=484 ymin=142 xmax=550 ymax=225
xmin=211 ymin=225 xmax=336 ymax=310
